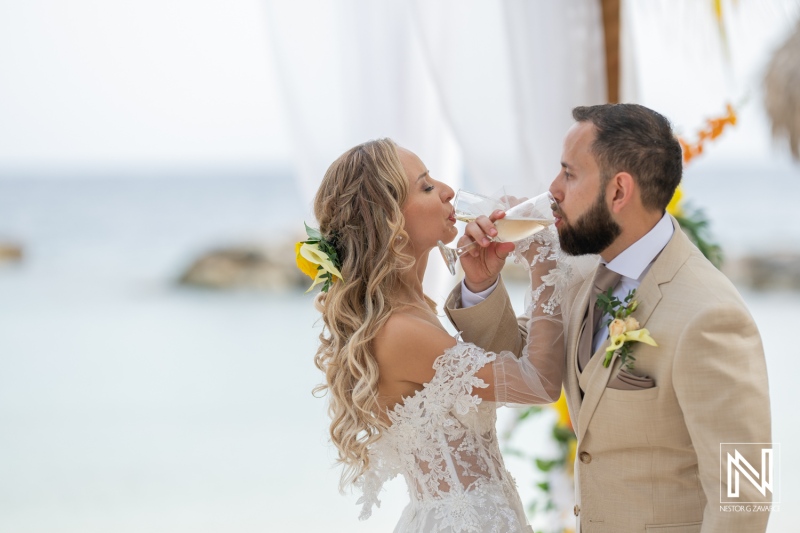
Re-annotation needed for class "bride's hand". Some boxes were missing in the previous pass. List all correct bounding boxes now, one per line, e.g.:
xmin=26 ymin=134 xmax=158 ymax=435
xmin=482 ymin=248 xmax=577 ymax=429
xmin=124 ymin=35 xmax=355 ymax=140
xmin=459 ymin=210 xmax=515 ymax=293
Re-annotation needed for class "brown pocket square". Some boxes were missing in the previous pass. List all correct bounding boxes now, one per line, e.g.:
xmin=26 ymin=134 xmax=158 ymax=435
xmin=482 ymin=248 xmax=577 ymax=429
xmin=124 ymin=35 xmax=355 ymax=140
xmin=607 ymin=368 xmax=656 ymax=390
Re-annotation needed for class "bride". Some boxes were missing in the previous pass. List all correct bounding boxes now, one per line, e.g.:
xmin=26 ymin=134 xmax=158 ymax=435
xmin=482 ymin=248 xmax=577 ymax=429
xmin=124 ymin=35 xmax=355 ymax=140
xmin=300 ymin=138 xmax=564 ymax=532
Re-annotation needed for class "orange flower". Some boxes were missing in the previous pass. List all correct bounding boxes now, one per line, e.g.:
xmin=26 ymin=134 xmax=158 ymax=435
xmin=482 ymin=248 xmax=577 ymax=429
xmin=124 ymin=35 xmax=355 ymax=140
xmin=678 ymin=103 xmax=737 ymax=165
xmin=726 ymin=103 xmax=737 ymax=125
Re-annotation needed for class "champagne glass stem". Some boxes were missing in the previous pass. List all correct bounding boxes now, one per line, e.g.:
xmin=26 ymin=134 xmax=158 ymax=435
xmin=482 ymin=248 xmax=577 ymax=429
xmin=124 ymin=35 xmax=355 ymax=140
xmin=456 ymin=240 xmax=481 ymax=256
xmin=437 ymin=238 xmax=486 ymax=275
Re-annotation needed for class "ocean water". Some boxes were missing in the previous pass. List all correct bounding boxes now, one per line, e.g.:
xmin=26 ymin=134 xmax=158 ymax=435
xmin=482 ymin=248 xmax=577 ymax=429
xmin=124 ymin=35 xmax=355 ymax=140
xmin=0 ymin=169 xmax=798 ymax=532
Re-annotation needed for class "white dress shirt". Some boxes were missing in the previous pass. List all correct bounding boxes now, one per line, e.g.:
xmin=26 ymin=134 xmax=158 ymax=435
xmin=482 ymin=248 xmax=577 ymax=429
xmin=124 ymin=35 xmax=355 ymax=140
xmin=589 ymin=212 xmax=674 ymax=352
xmin=462 ymin=212 xmax=675 ymax=353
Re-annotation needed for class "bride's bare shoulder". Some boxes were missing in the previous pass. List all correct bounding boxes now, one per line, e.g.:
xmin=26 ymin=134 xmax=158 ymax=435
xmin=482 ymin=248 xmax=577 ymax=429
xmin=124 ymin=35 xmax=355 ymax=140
xmin=373 ymin=311 xmax=457 ymax=380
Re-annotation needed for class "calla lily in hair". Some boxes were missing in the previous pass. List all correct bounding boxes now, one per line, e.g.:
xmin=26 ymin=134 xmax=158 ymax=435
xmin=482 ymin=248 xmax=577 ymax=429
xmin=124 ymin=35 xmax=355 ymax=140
xmin=295 ymin=223 xmax=344 ymax=293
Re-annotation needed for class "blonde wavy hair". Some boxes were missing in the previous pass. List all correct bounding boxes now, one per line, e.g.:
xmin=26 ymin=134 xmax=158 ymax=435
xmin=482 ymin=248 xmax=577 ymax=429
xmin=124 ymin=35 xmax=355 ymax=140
xmin=312 ymin=138 xmax=433 ymax=490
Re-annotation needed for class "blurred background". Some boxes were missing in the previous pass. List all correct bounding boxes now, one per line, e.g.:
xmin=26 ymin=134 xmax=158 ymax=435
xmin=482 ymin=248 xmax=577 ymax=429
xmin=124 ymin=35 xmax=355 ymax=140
xmin=1 ymin=1 xmax=799 ymax=532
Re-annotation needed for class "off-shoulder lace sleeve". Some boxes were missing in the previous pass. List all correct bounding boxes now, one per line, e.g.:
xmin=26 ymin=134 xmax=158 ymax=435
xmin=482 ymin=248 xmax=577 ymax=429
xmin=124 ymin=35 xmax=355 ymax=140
xmin=355 ymin=343 xmax=497 ymax=520
xmin=490 ymin=227 xmax=566 ymax=404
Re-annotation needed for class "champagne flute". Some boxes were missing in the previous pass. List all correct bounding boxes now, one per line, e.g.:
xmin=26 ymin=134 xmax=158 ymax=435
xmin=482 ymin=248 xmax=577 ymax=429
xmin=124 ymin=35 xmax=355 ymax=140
xmin=437 ymin=189 xmax=558 ymax=275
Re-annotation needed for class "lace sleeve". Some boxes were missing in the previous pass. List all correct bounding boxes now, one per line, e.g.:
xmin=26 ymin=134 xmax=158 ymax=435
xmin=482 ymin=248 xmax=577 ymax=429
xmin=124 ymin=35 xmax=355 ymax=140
xmin=490 ymin=227 xmax=567 ymax=404
xmin=403 ymin=343 xmax=497 ymax=423
xmin=355 ymin=343 xmax=497 ymax=520
xmin=354 ymin=462 xmax=392 ymax=520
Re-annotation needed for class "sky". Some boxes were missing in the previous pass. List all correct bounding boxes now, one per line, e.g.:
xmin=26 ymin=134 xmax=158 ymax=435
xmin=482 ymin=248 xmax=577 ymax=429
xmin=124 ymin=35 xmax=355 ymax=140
xmin=0 ymin=0 xmax=798 ymax=174
xmin=0 ymin=0 xmax=290 ymax=170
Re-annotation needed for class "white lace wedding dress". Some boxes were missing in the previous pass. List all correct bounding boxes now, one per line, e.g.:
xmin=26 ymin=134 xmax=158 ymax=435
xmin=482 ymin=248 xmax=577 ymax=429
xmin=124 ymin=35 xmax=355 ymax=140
xmin=355 ymin=232 xmax=568 ymax=533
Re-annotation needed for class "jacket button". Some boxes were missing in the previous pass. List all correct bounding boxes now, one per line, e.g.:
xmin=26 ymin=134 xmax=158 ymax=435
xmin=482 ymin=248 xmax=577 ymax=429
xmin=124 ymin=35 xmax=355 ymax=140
xmin=574 ymin=504 xmax=580 ymax=516
xmin=579 ymin=451 xmax=592 ymax=464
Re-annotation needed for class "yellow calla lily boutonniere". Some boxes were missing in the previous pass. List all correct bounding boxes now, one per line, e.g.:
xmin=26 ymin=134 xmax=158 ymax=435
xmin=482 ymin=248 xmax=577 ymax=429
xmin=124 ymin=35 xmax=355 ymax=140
xmin=295 ymin=223 xmax=343 ymax=293
xmin=598 ymin=289 xmax=658 ymax=370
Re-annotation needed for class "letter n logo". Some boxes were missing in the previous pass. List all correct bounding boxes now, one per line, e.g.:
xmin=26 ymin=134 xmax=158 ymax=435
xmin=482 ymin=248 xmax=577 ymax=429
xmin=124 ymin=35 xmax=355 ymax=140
xmin=720 ymin=443 xmax=780 ymax=504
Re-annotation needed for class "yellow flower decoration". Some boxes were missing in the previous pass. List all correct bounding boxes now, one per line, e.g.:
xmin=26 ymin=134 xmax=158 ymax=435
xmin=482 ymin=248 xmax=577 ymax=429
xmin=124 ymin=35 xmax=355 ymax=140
xmin=622 ymin=328 xmax=658 ymax=346
xmin=295 ymin=223 xmax=344 ymax=293
xmin=598 ymin=288 xmax=658 ymax=370
xmin=566 ymin=439 xmax=577 ymax=476
xmin=666 ymin=185 xmax=684 ymax=218
xmin=606 ymin=334 xmax=626 ymax=353
xmin=295 ymin=242 xmax=319 ymax=280
xmin=297 ymin=241 xmax=343 ymax=293
xmin=605 ymin=328 xmax=657 ymax=362
xmin=553 ymin=393 xmax=572 ymax=430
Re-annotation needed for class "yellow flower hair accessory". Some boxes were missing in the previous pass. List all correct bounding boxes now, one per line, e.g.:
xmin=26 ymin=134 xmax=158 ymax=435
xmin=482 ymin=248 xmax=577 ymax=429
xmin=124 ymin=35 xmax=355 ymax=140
xmin=296 ymin=223 xmax=343 ymax=293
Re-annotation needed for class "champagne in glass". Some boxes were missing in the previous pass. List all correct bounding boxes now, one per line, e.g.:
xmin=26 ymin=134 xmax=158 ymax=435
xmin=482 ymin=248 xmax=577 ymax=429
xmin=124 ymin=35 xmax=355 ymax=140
xmin=494 ymin=217 xmax=553 ymax=242
xmin=454 ymin=215 xmax=552 ymax=242
xmin=438 ymin=190 xmax=557 ymax=275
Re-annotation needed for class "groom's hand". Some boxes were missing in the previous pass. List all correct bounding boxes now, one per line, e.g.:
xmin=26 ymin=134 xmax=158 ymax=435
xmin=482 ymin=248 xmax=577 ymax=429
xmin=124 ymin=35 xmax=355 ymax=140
xmin=460 ymin=210 xmax=515 ymax=293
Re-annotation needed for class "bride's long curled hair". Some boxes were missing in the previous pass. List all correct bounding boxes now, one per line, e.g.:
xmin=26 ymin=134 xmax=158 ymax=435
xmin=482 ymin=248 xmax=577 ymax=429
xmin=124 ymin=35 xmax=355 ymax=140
xmin=313 ymin=138 xmax=425 ymax=490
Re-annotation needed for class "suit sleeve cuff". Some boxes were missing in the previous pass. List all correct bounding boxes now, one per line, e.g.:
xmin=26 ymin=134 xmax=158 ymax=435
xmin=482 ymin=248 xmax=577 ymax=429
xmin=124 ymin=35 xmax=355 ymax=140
xmin=461 ymin=277 xmax=500 ymax=308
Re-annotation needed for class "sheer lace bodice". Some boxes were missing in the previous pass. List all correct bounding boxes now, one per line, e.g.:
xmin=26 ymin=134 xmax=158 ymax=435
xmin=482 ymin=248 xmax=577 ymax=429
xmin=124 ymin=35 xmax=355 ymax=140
xmin=357 ymin=343 xmax=532 ymax=532
xmin=354 ymin=229 xmax=567 ymax=533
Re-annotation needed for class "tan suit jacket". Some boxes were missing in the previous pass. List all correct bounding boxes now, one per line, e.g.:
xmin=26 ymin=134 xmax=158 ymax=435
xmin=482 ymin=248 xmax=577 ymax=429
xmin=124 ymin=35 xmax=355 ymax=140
xmin=445 ymin=217 xmax=771 ymax=532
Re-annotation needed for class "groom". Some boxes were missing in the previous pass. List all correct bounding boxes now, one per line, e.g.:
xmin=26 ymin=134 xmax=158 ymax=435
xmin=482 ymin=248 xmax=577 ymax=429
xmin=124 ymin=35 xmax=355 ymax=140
xmin=445 ymin=104 xmax=771 ymax=532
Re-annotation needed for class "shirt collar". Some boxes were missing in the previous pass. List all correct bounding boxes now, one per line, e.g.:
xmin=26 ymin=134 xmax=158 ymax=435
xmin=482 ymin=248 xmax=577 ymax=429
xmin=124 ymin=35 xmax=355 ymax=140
xmin=603 ymin=212 xmax=674 ymax=281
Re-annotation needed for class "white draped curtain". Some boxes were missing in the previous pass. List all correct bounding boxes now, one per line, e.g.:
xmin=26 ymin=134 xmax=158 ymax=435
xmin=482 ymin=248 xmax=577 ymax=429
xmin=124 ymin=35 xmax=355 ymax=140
xmin=410 ymin=0 xmax=606 ymax=196
xmin=265 ymin=0 xmax=607 ymax=302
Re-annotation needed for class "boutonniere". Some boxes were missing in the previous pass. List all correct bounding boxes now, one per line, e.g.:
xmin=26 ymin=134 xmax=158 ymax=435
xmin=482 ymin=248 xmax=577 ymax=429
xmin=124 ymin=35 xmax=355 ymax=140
xmin=597 ymin=289 xmax=657 ymax=370
xmin=295 ymin=223 xmax=344 ymax=293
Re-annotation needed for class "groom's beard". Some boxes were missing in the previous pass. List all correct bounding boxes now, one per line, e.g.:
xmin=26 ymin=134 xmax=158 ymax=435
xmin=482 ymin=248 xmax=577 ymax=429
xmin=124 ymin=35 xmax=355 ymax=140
xmin=556 ymin=191 xmax=621 ymax=256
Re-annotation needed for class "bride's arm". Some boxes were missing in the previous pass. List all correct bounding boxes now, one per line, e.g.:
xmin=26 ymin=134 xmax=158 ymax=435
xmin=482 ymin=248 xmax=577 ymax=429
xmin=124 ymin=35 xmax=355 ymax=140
xmin=375 ymin=237 xmax=564 ymax=406
xmin=375 ymin=315 xmax=560 ymax=406
xmin=489 ymin=235 xmax=564 ymax=404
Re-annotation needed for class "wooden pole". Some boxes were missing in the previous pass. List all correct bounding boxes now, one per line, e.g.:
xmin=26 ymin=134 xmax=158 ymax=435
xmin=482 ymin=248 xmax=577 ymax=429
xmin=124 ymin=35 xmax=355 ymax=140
xmin=601 ymin=0 xmax=620 ymax=103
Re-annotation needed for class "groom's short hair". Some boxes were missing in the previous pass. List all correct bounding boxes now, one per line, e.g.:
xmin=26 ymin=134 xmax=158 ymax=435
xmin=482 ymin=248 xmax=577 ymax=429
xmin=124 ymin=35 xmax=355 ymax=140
xmin=572 ymin=104 xmax=683 ymax=212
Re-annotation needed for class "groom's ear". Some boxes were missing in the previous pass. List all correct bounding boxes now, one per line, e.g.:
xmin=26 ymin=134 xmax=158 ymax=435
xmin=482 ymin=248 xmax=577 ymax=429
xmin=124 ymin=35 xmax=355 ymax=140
xmin=608 ymin=172 xmax=636 ymax=214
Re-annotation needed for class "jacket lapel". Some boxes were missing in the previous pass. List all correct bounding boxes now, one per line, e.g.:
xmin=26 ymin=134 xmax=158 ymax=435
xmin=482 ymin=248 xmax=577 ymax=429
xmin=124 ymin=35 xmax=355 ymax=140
xmin=577 ymin=349 xmax=621 ymax=442
xmin=575 ymin=278 xmax=663 ymax=441
xmin=574 ymin=215 xmax=693 ymax=440
xmin=564 ymin=270 xmax=596 ymax=413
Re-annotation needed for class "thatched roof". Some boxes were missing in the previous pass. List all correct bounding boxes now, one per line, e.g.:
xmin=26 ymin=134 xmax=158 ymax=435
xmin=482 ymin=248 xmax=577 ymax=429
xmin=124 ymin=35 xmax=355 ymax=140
xmin=764 ymin=21 xmax=800 ymax=160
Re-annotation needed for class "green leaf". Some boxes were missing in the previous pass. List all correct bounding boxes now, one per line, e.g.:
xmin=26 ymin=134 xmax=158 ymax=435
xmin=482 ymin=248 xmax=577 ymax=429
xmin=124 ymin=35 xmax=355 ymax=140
xmin=304 ymin=222 xmax=322 ymax=241
xmin=624 ymin=289 xmax=636 ymax=303
xmin=517 ymin=406 xmax=542 ymax=421
xmin=619 ymin=344 xmax=637 ymax=370
xmin=320 ymin=272 xmax=334 ymax=293
xmin=503 ymin=448 xmax=525 ymax=458
xmin=536 ymin=481 xmax=550 ymax=492
xmin=553 ymin=426 xmax=576 ymax=441
xmin=675 ymin=206 xmax=723 ymax=268
xmin=535 ymin=458 xmax=558 ymax=472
